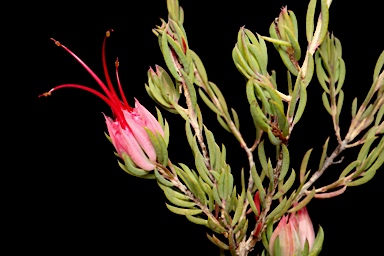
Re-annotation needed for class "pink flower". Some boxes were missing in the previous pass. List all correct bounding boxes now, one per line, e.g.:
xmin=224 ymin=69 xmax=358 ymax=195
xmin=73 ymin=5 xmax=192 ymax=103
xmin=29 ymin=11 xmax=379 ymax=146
xmin=269 ymin=207 xmax=315 ymax=256
xmin=40 ymin=30 xmax=164 ymax=171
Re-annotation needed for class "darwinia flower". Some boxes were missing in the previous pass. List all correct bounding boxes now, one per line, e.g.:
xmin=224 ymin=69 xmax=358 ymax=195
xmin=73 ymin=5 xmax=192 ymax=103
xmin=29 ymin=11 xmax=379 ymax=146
xmin=269 ymin=206 xmax=315 ymax=256
xmin=40 ymin=30 xmax=164 ymax=171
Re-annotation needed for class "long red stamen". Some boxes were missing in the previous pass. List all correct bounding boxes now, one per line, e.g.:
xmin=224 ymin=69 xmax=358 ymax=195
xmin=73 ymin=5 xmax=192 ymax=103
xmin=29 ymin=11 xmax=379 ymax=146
xmin=102 ymin=30 xmax=120 ymax=104
xmin=50 ymin=38 xmax=121 ymax=110
xmin=115 ymin=58 xmax=132 ymax=112
xmin=39 ymin=84 xmax=129 ymax=128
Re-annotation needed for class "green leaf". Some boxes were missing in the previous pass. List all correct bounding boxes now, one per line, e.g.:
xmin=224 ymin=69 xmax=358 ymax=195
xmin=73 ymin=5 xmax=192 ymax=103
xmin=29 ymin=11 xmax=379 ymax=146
xmin=161 ymin=27 xmax=181 ymax=81
xmin=373 ymin=51 xmax=384 ymax=81
xmin=251 ymin=165 xmax=266 ymax=206
xmin=231 ymin=108 xmax=240 ymax=130
xmin=180 ymin=69 xmax=197 ymax=111
xmin=273 ymin=169 xmax=296 ymax=199
xmin=319 ymin=137 xmax=330 ymax=170
xmin=266 ymin=197 xmax=287 ymax=221
xmin=231 ymin=194 xmax=244 ymax=226
xmin=189 ymin=49 xmax=208 ymax=86
xmin=258 ymin=141 xmax=268 ymax=173
xmin=250 ymin=101 xmax=270 ymax=132
xmin=279 ymin=144 xmax=290 ymax=181
xmin=186 ymin=214 xmax=208 ymax=225
xmin=336 ymin=89 xmax=344 ymax=124
xmin=303 ymin=53 xmax=315 ymax=87
xmin=309 ymin=226 xmax=324 ymax=256
xmin=351 ymin=97 xmax=358 ymax=119
xmin=322 ymin=92 xmax=332 ymax=115
xmin=293 ymin=82 xmax=308 ymax=125
xmin=145 ymin=128 xmax=168 ymax=166
xmin=315 ymin=58 xmax=330 ymax=93
xmin=247 ymin=190 xmax=260 ymax=217
xmin=288 ymin=73 xmax=302 ymax=117
xmin=207 ymin=215 xmax=226 ymax=234
xmin=195 ymin=153 xmax=214 ymax=187
xmin=306 ymin=0 xmax=317 ymax=43
xmin=283 ymin=25 xmax=301 ymax=60
xmin=288 ymin=188 xmax=316 ymax=213
xmin=268 ymin=128 xmax=282 ymax=146
xmin=164 ymin=188 xmax=195 ymax=208
xmin=335 ymin=58 xmax=346 ymax=94
xmin=166 ymin=203 xmax=202 ymax=215
xmin=299 ymin=148 xmax=313 ymax=183
xmin=155 ymin=169 xmax=174 ymax=187
xmin=199 ymin=88 xmax=222 ymax=116
xmin=206 ymin=233 xmax=229 ymax=250
xmin=278 ymin=46 xmax=299 ymax=76
xmin=318 ymin=0 xmax=329 ymax=46
xmin=262 ymin=36 xmax=292 ymax=47
xmin=121 ymin=153 xmax=149 ymax=176
xmin=217 ymin=114 xmax=231 ymax=132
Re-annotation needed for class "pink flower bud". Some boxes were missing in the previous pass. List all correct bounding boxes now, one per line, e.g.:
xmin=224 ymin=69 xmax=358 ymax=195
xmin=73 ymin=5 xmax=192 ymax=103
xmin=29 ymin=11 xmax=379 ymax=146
xmin=40 ymin=30 xmax=164 ymax=171
xmin=269 ymin=206 xmax=315 ymax=256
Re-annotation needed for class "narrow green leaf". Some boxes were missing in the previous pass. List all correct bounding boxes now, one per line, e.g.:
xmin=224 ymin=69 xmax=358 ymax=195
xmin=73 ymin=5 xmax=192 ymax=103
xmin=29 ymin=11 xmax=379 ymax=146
xmin=206 ymin=233 xmax=229 ymax=250
xmin=268 ymin=128 xmax=282 ymax=146
xmin=302 ymin=53 xmax=315 ymax=87
xmin=351 ymin=97 xmax=358 ymax=119
xmin=319 ymin=137 xmax=330 ymax=170
xmin=279 ymin=144 xmax=290 ymax=181
xmin=373 ymin=50 xmax=384 ymax=81
xmin=273 ymin=169 xmax=296 ymax=199
xmin=195 ymin=153 xmax=214 ymax=187
xmin=300 ymin=149 xmax=313 ymax=183
xmin=164 ymin=188 xmax=195 ymax=208
xmin=180 ymin=69 xmax=197 ymax=110
xmin=322 ymin=92 xmax=332 ymax=115
xmin=247 ymin=190 xmax=259 ymax=217
xmin=278 ymin=46 xmax=299 ymax=76
xmin=283 ymin=25 xmax=301 ymax=60
xmin=199 ymin=88 xmax=222 ymax=116
xmin=318 ymin=0 xmax=329 ymax=45
xmin=336 ymin=89 xmax=344 ymax=124
xmin=122 ymin=153 xmax=149 ymax=176
xmin=208 ymin=215 xmax=227 ymax=234
xmin=335 ymin=58 xmax=346 ymax=94
xmin=155 ymin=169 xmax=174 ymax=187
xmin=288 ymin=188 xmax=316 ymax=213
xmin=189 ymin=49 xmax=208 ymax=85
xmin=266 ymin=197 xmax=287 ymax=221
xmin=161 ymin=27 xmax=181 ymax=81
xmin=293 ymin=82 xmax=308 ymax=124
xmin=166 ymin=203 xmax=202 ymax=215
xmin=262 ymin=36 xmax=292 ymax=47
xmin=217 ymin=114 xmax=231 ymax=132
xmin=306 ymin=0 xmax=317 ymax=43
xmin=309 ymin=226 xmax=324 ymax=256
xmin=231 ymin=195 xmax=244 ymax=226
xmin=186 ymin=214 xmax=207 ymax=225
xmin=231 ymin=108 xmax=240 ymax=130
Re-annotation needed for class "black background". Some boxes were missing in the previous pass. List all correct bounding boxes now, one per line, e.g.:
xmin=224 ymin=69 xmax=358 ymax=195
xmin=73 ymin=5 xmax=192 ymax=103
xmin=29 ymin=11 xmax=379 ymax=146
xmin=21 ymin=0 xmax=383 ymax=255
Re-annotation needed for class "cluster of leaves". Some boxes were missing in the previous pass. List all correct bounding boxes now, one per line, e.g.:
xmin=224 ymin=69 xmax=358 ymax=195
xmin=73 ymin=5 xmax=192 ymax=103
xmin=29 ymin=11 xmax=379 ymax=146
xmin=111 ymin=0 xmax=383 ymax=255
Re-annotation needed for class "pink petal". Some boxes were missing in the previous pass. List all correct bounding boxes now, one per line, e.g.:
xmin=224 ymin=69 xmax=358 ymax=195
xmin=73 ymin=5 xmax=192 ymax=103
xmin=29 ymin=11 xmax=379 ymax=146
xmin=269 ymin=216 xmax=288 ymax=256
xmin=119 ymin=125 xmax=155 ymax=171
xmin=134 ymin=98 xmax=164 ymax=136
xmin=123 ymin=110 xmax=156 ymax=162
xmin=298 ymin=207 xmax=315 ymax=250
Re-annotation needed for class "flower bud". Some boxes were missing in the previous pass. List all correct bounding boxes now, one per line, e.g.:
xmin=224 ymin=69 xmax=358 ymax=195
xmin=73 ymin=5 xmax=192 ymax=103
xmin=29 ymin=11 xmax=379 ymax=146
xmin=269 ymin=207 xmax=316 ymax=256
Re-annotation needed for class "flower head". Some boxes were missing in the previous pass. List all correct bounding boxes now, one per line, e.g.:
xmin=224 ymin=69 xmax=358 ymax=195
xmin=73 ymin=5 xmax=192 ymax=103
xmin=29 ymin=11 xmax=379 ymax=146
xmin=40 ymin=30 xmax=164 ymax=171
xmin=269 ymin=206 xmax=315 ymax=256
